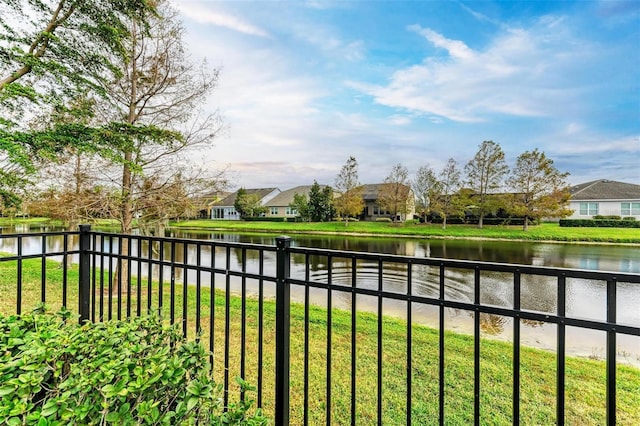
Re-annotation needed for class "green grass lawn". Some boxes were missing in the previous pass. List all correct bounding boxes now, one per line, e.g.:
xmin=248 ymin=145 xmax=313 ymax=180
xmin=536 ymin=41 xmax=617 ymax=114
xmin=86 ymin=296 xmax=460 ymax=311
xmin=2 ymin=217 xmax=639 ymax=243
xmin=1 ymin=256 xmax=639 ymax=425
xmin=171 ymin=220 xmax=640 ymax=243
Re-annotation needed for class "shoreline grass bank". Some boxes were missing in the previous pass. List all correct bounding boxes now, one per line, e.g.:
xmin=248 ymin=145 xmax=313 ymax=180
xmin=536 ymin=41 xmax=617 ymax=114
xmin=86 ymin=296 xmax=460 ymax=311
xmin=1 ymin=255 xmax=638 ymax=424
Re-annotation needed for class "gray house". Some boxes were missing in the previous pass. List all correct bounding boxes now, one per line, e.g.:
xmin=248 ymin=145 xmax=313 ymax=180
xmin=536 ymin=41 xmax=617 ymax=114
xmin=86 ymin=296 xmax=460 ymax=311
xmin=359 ymin=183 xmax=415 ymax=221
xmin=568 ymin=179 xmax=640 ymax=219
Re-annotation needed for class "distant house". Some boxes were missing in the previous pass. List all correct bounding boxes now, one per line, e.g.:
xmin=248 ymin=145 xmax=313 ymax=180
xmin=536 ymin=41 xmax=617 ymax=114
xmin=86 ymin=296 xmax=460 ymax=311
xmin=359 ymin=183 xmax=415 ymax=221
xmin=210 ymin=188 xmax=280 ymax=220
xmin=568 ymin=179 xmax=640 ymax=219
xmin=264 ymin=185 xmax=330 ymax=218
xmin=195 ymin=190 xmax=230 ymax=219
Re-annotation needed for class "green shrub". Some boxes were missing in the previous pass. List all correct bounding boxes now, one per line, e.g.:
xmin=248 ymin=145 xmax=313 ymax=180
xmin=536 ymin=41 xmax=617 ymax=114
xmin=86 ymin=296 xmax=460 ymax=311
xmin=0 ymin=309 xmax=267 ymax=425
xmin=375 ymin=217 xmax=392 ymax=222
xmin=559 ymin=219 xmax=640 ymax=228
xmin=622 ymin=216 xmax=637 ymax=221
xmin=430 ymin=216 xmax=529 ymax=226
xmin=593 ymin=215 xmax=621 ymax=220
xmin=242 ymin=216 xmax=286 ymax=222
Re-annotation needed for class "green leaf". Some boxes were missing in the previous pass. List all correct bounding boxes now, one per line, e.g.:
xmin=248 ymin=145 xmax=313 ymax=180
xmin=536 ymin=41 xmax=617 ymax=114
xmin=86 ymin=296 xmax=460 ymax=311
xmin=7 ymin=417 xmax=22 ymax=426
xmin=0 ymin=386 xmax=15 ymax=396
xmin=186 ymin=397 xmax=199 ymax=412
xmin=40 ymin=402 xmax=58 ymax=417
xmin=105 ymin=411 xmax=120 ymax=423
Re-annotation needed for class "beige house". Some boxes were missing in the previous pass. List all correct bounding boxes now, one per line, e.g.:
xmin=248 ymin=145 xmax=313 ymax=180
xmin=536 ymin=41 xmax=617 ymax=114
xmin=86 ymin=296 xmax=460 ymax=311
xmin=568 ymin=179 xmax=640 ymax=219
xmin=264 ymin=186 xmax=309 ymax=218
xmin=264 ymin=185 xmax=332 ymax=218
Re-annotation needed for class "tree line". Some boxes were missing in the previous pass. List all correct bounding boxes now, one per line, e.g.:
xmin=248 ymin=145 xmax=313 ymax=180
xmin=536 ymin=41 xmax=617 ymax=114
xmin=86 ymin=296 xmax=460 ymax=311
xmin=291 ymin=142 xmax=570 ymax=231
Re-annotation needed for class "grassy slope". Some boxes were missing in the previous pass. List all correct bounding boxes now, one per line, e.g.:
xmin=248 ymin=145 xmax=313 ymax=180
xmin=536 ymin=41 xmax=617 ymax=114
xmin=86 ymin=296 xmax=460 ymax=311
xmin=1 ymin=256 xmax=638 ymax=425
xmin=170 ymin=220 xmax=640 ymax=243
xmin=2 ymin=217 xmax=639 ymax=243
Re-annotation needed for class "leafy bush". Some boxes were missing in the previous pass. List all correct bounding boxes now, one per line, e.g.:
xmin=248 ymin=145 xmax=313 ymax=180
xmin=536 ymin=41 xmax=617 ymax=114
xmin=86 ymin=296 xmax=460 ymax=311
xmin=593 ymin=215 xmax=621 ymax=220
xmin=622 ymin=216 xmax=637 ymax=221
xmin=0 ymin=309 xmax=267 ymax=425
xmin=374 ymin=217 xmax=392 ymax=222
xmin=430 ymin=216 xmax=530 ymax=226
xmin=242 ymin=216 xmax=286 ymax=222
xmin=559 ymin=219 xmax=640 ymax=228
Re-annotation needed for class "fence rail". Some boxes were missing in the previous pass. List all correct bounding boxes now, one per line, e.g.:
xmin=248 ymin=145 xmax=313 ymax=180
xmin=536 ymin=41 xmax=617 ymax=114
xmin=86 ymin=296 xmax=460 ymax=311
xmin=1 ymin=225 xmax=639 ymax=425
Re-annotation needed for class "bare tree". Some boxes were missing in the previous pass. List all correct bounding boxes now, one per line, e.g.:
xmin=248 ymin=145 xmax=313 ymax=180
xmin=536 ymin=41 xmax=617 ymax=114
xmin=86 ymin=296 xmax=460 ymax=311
xmin=94 ymin=0 xmax=223 ymax=236
xmin=334 ymin=156 xmax=363 ymax=226
xmin=29 ymin=0 xmax=227 ymax=294
xmin=378 ymin=163 xmax=412 ymax=222
xmin=464 ymin=140 xmax=509 ymax=228
xmin=507 ymin=149 xmax=572 ymax=230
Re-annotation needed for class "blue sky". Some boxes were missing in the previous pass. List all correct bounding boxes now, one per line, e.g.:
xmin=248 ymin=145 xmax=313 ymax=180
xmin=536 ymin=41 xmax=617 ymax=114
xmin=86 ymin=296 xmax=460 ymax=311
xmin=175 ymin=0 xmax=640 ymax=190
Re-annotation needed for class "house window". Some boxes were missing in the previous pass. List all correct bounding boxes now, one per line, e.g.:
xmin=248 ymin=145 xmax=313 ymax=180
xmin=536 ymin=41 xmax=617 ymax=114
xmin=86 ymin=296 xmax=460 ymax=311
xmin=579 ymin=202 xmax=598 ymax=216
xmin=373 ymin=206 xmax=384 ymax=215
xmin=621 ymin=202 xmax=640 ymax=216
xmin=285 ymin=207 xmax=297 ymax=216
xmin=212 ymin=208 xmax=224 ymax=219
xmin=270 ymin=207 xmax=278 ymax=216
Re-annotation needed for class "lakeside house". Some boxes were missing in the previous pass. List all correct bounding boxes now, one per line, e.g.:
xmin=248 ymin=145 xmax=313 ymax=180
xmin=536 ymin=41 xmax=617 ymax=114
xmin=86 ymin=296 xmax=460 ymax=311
xmin=359 ymin=183 xmax=416 ymax=222
xmin=263 ymin=185 xmax=331 ymax=219
xmin=195 ymin=190 xmax=230 ymax=219
xmin=210 ymin=188 xmax=280 ymax=220
xmin=568 ymin=179 xmax=640 ymax=220
xmin=207 ymin=183 xmax=417 ymax=221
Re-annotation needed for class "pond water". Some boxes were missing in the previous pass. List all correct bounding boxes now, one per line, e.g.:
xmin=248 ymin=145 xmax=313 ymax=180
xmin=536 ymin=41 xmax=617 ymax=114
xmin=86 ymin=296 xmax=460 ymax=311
xmin=1 ymin=225 xmax=639 ymax=365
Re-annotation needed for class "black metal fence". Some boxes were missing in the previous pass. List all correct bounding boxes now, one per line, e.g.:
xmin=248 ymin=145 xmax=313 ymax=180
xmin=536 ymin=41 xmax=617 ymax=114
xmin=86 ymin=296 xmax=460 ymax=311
xmin=1 ymin=225 xmax=639 ymax=425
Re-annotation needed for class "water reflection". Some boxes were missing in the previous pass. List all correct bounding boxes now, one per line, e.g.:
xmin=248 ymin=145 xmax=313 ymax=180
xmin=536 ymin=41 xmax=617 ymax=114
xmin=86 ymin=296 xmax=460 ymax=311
xmin=167 ymin=230 xmax=640 ymax=273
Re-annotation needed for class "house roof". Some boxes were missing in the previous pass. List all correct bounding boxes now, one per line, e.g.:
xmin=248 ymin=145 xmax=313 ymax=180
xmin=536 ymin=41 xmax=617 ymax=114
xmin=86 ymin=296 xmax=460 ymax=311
xmin=358 ymin=183 xmax=412 ymax=201
xmin=264 ymin=185 xmax=331 ymax=207
xmin=569 ymin=180 xmax=640 ymax=201
xmin=214 ymin=188 xmax=279 ymax=207
xmin=360 ymin=184 xmax=383 ymax=201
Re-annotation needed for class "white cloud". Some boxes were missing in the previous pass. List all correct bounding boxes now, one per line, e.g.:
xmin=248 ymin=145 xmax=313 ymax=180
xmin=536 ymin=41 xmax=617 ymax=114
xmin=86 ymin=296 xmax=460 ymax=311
xmin=291 ymin=22 xmax=365 ymax=62
xmin=554 ymin=135 xmax=640 ymax=155
xmin=354 ymin=20 xmax=592 ymax=123
xmin=408 ymin=25 xmax=475 ymax=60
xmin=389 ymin=115 xmax=411 ymax=126
xmin=564 ymin=122 xmax=582 ymax=135
xmin=175 ymin=1 xmax=270 ymax=37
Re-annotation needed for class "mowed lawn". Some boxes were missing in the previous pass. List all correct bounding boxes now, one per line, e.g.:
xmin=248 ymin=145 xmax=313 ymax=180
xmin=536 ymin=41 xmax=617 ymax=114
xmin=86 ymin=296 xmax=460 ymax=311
xmin=170 ymin=220 xmax=640 ymax=244
xmin=1 ymin=256 xmax=639 ymax=425
xmin=2 ymin=217 xmax=639 ymax=243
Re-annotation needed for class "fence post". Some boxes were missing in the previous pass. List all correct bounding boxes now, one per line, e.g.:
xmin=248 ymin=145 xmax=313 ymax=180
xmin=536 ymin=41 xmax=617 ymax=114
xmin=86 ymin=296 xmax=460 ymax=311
xmin=275 ymin=236 xmax=291 ymax=425
xmin=78 ymin=224 xmax=91 ymax=323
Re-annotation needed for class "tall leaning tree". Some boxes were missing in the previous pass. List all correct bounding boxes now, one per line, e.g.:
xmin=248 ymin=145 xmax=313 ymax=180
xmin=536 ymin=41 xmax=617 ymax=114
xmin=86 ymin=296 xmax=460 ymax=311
xmin=0 ymin=0 xmax=155 ymax=209
xmin=465 ymin=140 xmax=509 ymax=228
xmin=507 ymin=149 xmax=572 ymax=231
xmin=92 ymin=0 xmax=223 ymax=236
